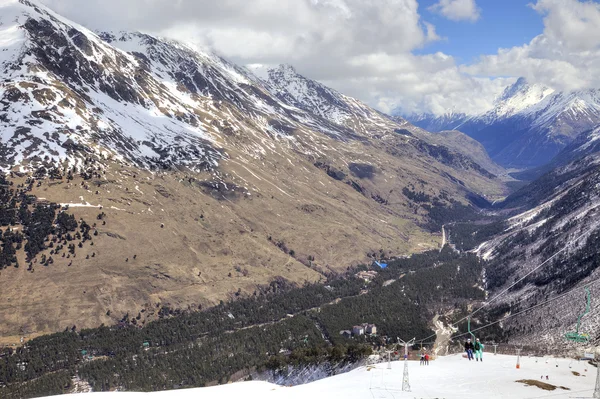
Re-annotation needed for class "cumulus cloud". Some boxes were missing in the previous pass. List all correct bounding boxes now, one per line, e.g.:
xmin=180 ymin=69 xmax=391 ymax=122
xmin=40 ymin=0 xmax=502 ymax=116
xmin=41 ymin=0 xmax=435 ymax=56
xmin=428 ymin=0 xmax=481 ymax=22
xmin=531 ymin=0 xmax=600 ymax=51
xmin=327 ymin=52 xmax=510 ymax=116
xmin=465 ymin=0 xmax=600 ymax=92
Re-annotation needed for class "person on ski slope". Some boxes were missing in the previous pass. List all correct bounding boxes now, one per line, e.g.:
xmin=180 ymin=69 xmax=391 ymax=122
xmin=474 ymin=338 xmax=484 ymax=362
xmin=464 ymin=338 xmax=474 ymax=361
xmin=424 ymin=353 xmax=430 ymax=365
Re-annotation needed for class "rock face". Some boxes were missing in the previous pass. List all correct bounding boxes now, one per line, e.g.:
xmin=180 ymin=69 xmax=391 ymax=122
xmin=468 ymin=131 xmax=600 ymax=347
xmin=0 ymin=0 xmax=505 ymax=338
xmin=404 ymin=78 xmax=600 ymax=169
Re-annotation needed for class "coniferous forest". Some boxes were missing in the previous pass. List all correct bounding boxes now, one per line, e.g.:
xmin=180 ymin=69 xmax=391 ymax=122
xmin=0 ymin=171 xmax=94 ymax=271
xmin=0 ymin=246 xmax=487 ymax=398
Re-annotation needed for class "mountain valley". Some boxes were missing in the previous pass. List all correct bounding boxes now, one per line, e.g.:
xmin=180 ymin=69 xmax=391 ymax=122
xmin=1 ymin=0 xmax=600 ymax=398
xmin=0 ymin=0 xmax=507 ymax=341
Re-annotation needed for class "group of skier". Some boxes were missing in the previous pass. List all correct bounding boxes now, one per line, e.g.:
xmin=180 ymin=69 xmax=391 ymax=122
xmin=464 ymin=338 xmax=484 ymax=362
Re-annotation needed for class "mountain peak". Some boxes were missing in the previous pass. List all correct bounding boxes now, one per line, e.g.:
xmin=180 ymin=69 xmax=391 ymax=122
xmin=491 ymin=77 xmax=555 ymax=117
xmin=496 ymin=77 xmax=529 ymax=103
xmin=274 ymin=63 xmax=297 ymax=74
xmin=268 ymin=63 xmax=305 ymax=83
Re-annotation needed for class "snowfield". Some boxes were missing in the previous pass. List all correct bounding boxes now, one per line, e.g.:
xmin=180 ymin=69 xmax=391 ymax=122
xmin=41 ymin=354 xmax=596 ymax=399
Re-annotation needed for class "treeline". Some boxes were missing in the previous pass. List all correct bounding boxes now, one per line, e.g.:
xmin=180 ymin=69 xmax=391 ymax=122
xmin=2 ymin=316 xmax=367 ymax=395
xmin=2 ymin=370 xmax=73 ymax=399
xmin=76 ymin=316 xmax=328 ymax=392
xmin=0 ymin=277 xmax=365 ymax=386
xmin=401 ymin=186 xmax=480 ymax=231
xmin=422 ymin=201 xmax=478 ymax=231
xmin=446 ymin=220 xmax=507 ymax=251
xmin=317 ymin=248 xmax=486 ymax=345
xmin=0 ymin=173 xmax=87 ymax=270
xmin=266 ymin=343 xmax=373 ymax=370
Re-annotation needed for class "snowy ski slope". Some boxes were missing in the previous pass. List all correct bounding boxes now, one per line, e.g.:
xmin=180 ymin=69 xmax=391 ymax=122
xmin=40 ymin=354 xmax=597 ymax=399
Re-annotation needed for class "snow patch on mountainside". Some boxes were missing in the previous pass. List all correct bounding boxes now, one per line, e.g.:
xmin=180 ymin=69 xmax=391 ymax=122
xmin=262 ymin=64 xmax=353 ymax=125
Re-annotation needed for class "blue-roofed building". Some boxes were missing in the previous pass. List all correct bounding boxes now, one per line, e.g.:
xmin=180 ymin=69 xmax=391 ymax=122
xmin=373 ymin=261 xmax=388 ymax=269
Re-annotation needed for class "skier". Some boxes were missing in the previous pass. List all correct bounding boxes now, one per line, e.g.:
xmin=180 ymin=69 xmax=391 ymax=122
xmin=420 ymin=353 xmax=425 ymax=365
xmin=425 ymin=353 xmax=430 ymax=365
xmin=474 ymin=338 xmax=484 ymax=362
xmin=465 ymin=338 xmax=474 ymax=361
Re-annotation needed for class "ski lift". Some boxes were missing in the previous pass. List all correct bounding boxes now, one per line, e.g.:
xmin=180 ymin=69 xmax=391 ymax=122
xmin=467 ymin=317 xmax=476 ymax=342
xmin=565 ymin=287 xmax=591 ymax=343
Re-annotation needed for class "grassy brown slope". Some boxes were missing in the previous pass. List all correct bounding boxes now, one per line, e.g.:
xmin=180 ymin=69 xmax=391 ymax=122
xmin=0 ymin=121 xmax=506 ymax=341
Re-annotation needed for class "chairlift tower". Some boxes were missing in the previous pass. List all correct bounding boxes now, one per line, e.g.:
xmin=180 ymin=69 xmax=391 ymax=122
xmin=398 ymin=337 xmax=415 ymax=392
xmin=565 ymin=287 xmax=591 ymax=343
xmin=384 ymin=350 xmax=393 ymax=369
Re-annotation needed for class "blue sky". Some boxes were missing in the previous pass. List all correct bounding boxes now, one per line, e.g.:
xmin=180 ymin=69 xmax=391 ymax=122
xmin=417 ymin=0 xmax=544 ymax=64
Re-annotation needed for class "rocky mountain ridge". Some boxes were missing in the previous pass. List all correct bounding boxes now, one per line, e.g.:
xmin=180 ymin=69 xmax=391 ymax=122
xmin=403 ymin=78 xmax=600 ymax=168
xmin=0 ymin=0 xmax=505 ymax=339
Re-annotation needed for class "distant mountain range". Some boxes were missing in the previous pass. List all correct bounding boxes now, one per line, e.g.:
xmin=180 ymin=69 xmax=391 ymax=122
xmin=402 ymin=78 xmax=600 ymax=169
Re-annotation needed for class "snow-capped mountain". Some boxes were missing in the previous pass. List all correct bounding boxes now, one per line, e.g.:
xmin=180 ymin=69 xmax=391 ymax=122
xmin=0 ymin=0 xmax=507 ymax=338
xmin=403 ymin=78 xmax=600 ymax=168
xmin=0 ymin=0 xmax=375 ymax=171
xmin=403 ymin=111 xmax=469 ymax=134
xmin=490 ymin=77 xmax=555 ymax=119
xmin=249 ymin=64 xmax=403 ymax=137
xmin=0 ymin=0 xmax=494 ymax=176
xmin=249 ymin=64 xmax=355 ymax=125
xmin=1 ymin=0 xmax=225 ymax=170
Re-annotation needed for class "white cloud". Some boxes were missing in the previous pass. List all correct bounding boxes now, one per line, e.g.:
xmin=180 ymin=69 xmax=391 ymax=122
xmin=531 ymin=0 xmax=600 ymax=51
xmin=332 ymin=52 xmax=510 ymax=115
xmin=35 ymin=0 xmax=600 ymax=117
xmin=465 ymin=0 xmax=600 ymax=92
xmin=428 ymin=0 xmax=481 ymax=22
xmin=41 ymin=0 xmax=499 ymax=116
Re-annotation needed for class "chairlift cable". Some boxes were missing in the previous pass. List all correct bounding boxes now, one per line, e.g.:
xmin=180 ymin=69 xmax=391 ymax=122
xmin=451 ymin=276 xmax=600 ymax=341
xmin=421 ymin=276 xmax=600 ymax=346
xmin=415 ymin=226 xmax=598 ymax=343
